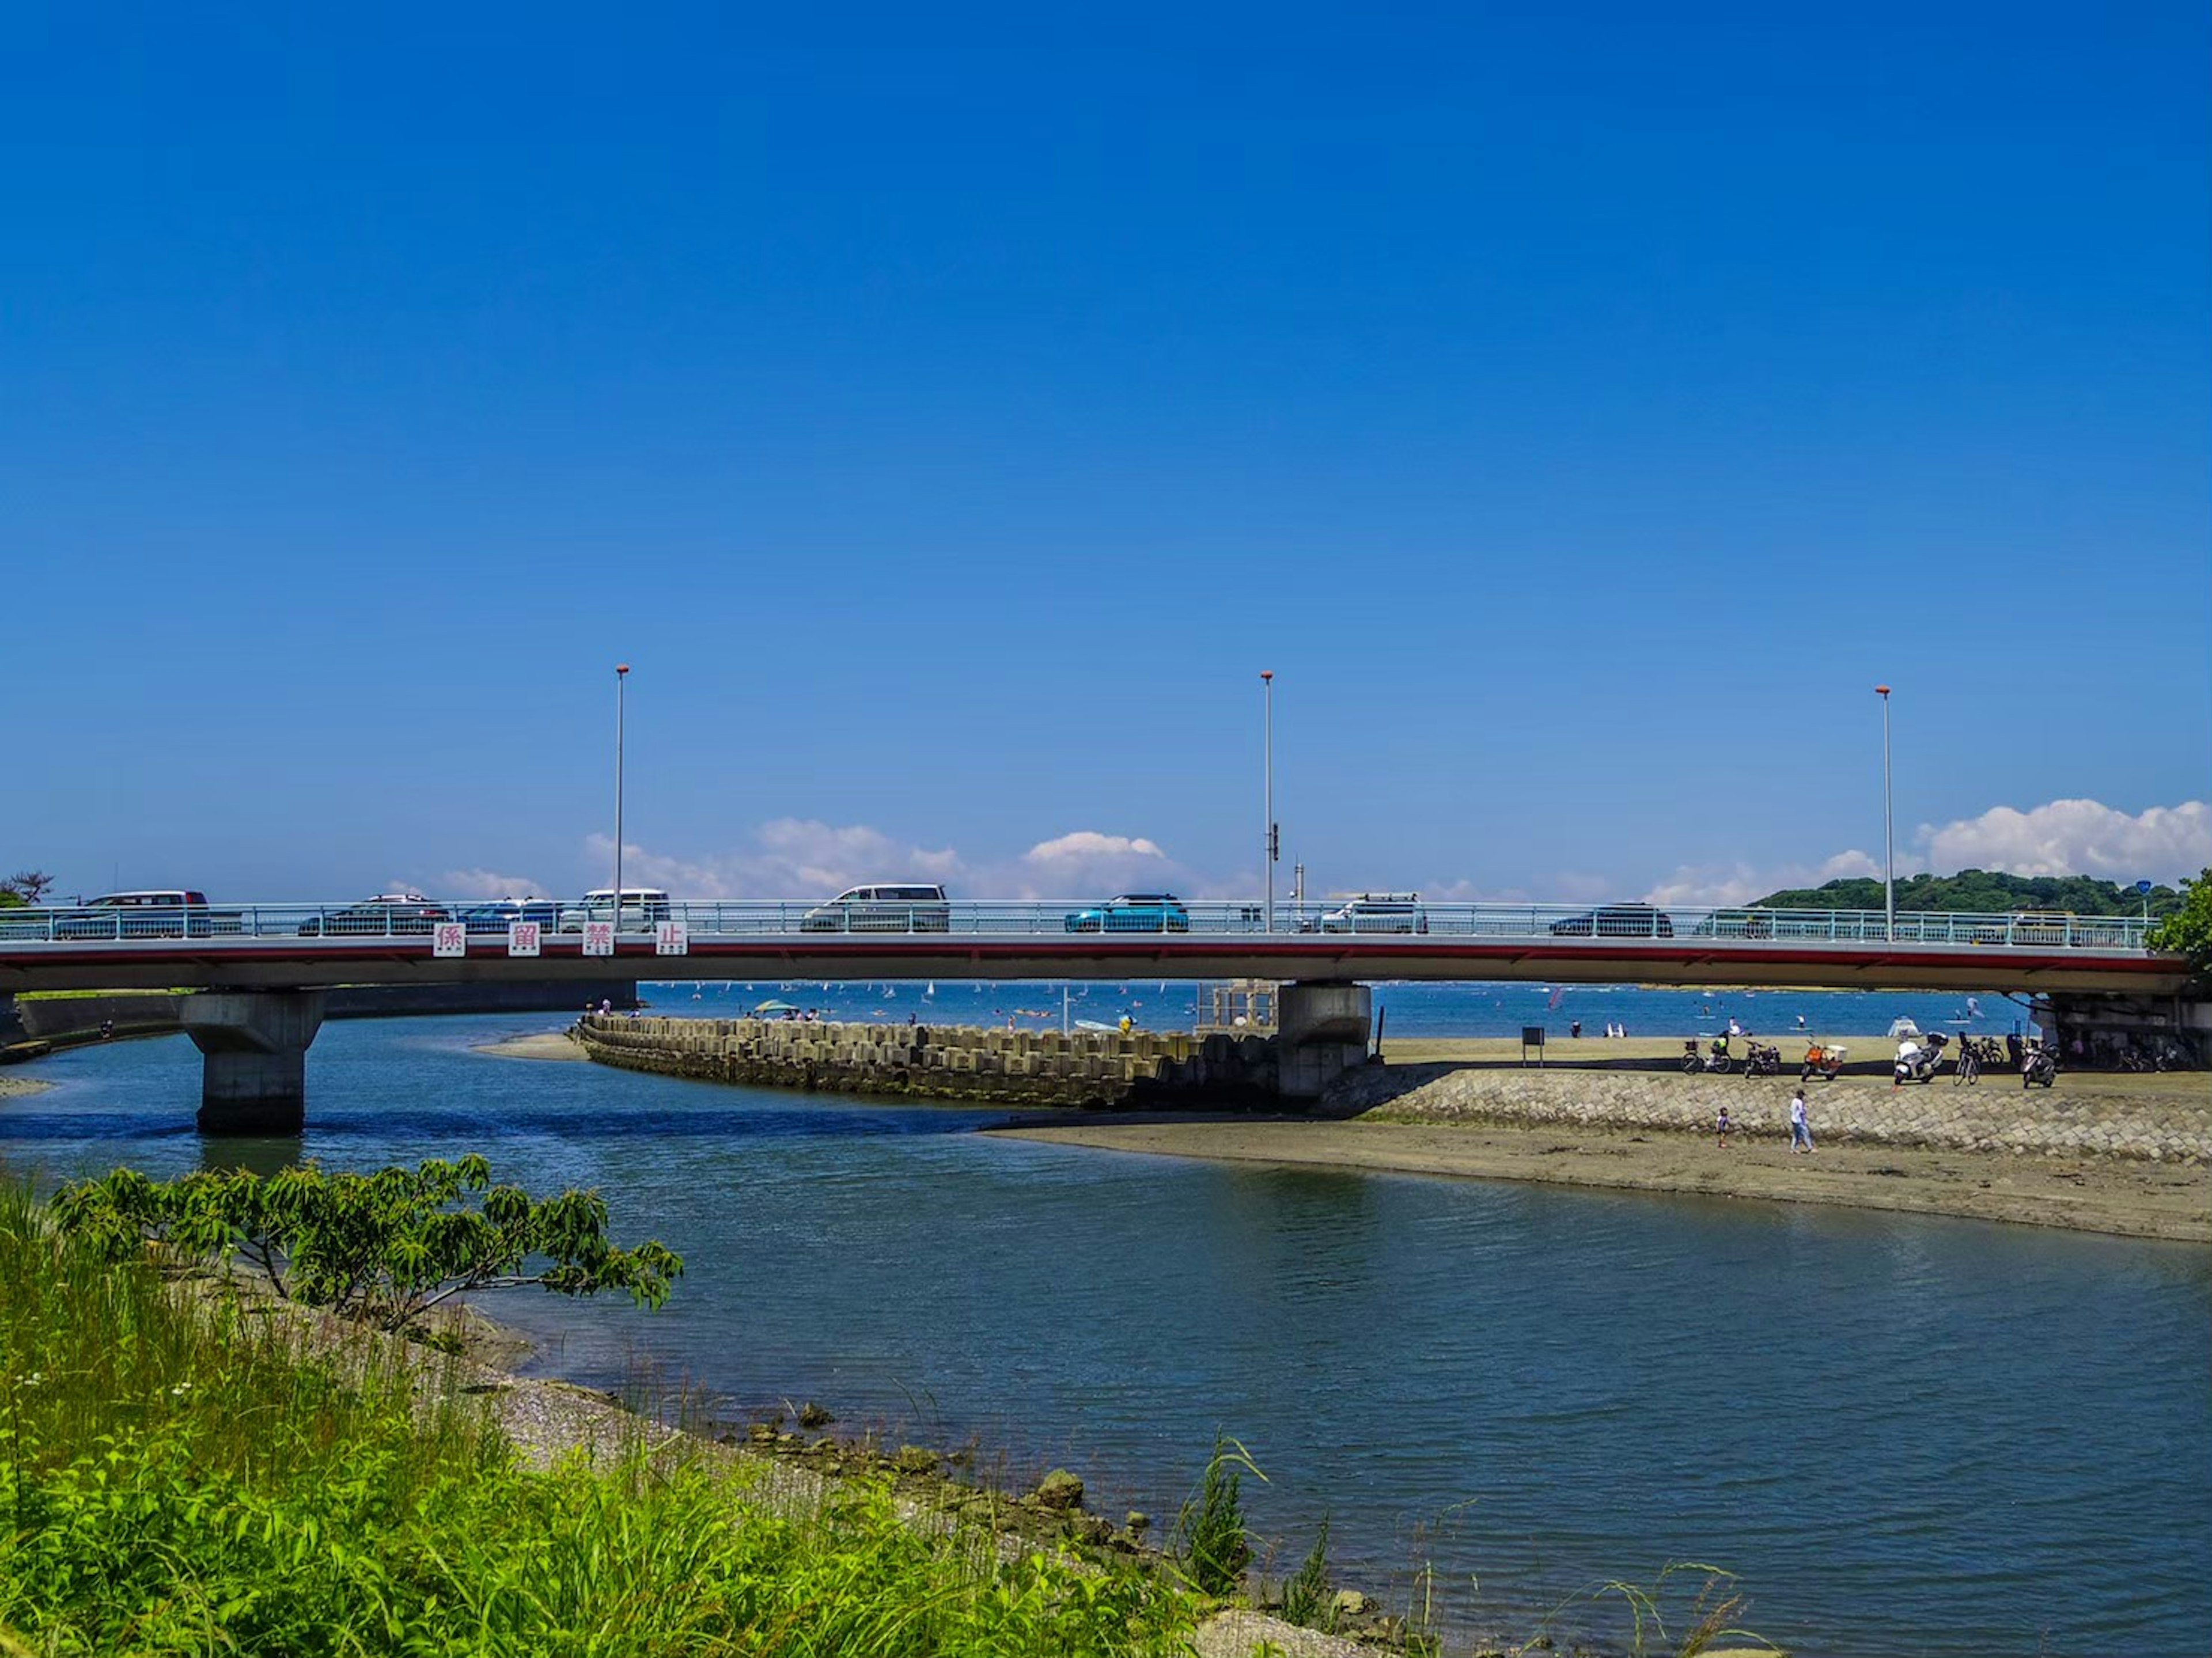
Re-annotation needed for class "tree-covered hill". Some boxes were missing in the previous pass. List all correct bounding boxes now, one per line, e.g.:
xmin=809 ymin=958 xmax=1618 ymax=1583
xmin=1752 ymin=870 xmax=2181 ymax=917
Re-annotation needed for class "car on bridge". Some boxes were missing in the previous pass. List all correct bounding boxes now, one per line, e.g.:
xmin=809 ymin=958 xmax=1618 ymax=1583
xmin=297 ymin=894 xmax=453 ymax=937
xmin=1549 ymin=903 xmax=1676 ymax=938
xmin=460 ymin=899 xmax=562 ymax=934
xmin=556 ymin=888 xmax=673 ymax=933
xmin=51 ymin=890 xmax=243 ymax=939
xmin=1690 ymin=908 xmax=1775 ymax=939
xmin=1304 ymin=893 xmax=1429 ymax=935
xmin=800 ymin=884 xmax=953 ymax=933
xmin=1063 ymin=893 xmax=1191 ymax=933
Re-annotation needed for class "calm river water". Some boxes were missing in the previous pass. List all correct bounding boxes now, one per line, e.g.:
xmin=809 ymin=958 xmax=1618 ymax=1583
xmin=4 ymin=1013 xmax=2206 ymax=1658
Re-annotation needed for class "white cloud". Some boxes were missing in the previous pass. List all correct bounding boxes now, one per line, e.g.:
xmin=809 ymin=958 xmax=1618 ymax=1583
xmin=1025 ymin=832 xmax=1166 ymax=863
xmin=427 ymin=868 xmax=552 ymax=900
xmin=1638 ymin=798 xmax=2207 ymax=909
xmin=1920 ymin=799 xmax=2210 ymax=883
xmin=584 ymin=819 xmax=965 ymax=900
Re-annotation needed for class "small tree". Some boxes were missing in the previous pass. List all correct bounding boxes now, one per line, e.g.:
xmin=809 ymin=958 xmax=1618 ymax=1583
xmin=0 ymin=869 xmax=53 ymax=906
xmin=2147 ymin=867 xmax=2212 ymax=991
xmin=51 ymin=1156 xmax=683 ymax=1335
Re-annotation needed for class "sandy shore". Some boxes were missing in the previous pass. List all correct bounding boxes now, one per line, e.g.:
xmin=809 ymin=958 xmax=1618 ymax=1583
xmin=995 ymin=1114 xmax=2211 ymax=1243
xmin=475 ymin=1031 xmax=589 ymax=1062
xmin=0 ymin=1073 xmax=52 ymax=1099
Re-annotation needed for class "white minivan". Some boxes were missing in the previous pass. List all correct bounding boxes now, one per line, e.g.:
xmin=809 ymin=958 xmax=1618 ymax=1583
xmin=557 ymin=888 xmax=673 ymax=933
xmin=800 ymin=884 xmax=953 ymax=933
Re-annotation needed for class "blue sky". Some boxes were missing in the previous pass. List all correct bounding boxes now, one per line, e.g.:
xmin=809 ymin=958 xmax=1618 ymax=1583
xmin=5 ymin=1 xmax=2207 ymax=905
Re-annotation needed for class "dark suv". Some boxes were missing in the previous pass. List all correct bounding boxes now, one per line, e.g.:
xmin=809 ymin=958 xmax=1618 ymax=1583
xmin=1550 ymin=904 xmax=1676 ymax=938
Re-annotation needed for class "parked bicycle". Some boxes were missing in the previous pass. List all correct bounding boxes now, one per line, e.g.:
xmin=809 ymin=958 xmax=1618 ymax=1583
xmin=1953 ymin=1042 xmax=1981 ymax=1085
xmin=1683 ymin=1037 xmax=1735 ymax=1075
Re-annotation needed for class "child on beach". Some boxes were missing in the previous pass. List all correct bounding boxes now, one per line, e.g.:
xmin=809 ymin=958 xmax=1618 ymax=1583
xmin=1715 ymin=1105 xmax=1732 ymax=1148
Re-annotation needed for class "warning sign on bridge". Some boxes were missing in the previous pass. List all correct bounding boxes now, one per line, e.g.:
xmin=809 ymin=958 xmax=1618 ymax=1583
xmin=656 ymin=921 xmax=688 ymax=957
xmin=507 ymin=921 xmax=541 ymax=958
xmin=582 ymin=921 xmax=615 ymax=957
xmin=432 ymin=921 xmax=467 ymax=959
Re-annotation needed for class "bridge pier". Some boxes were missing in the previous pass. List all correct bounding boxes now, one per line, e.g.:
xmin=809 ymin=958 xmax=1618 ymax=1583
xmin=182 ymin=991 xmax=325 ymax=1135
xmin=1277 ymin=981 xmax=1373 ymax=1099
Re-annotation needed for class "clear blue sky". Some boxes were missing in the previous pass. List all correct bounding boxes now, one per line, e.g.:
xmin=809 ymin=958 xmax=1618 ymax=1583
xmin=5 ymin=1 xmax=2207 ymax=905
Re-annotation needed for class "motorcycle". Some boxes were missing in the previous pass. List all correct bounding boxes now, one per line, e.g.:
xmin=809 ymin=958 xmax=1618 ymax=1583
xmin=1682 ymin=1038 xmax=1735 ymax=1075
xmin=2021 ymin=1045 xmax=2059 ymax=1089
xmin=1893 ymin=1031 xmax=1950 ymax=1086
xmin=1801 ymin=1041 xmax=1848 ymax=1082
xmin=1741 ymin=1040 xmax=1783 ymax=1077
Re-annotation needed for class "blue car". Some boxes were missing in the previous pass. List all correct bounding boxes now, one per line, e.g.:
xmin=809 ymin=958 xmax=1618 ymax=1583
xmin=1063 ymin=893 xmax=1191 ymax=934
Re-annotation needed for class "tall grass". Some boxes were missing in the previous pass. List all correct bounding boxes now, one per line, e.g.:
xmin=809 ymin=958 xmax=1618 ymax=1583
xmin=0 ymin=1179 xmax=1203 ymax=1656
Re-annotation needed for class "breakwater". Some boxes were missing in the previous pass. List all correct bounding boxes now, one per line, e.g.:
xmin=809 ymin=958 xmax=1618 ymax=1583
xmin=577 ymin=1014 xmax=1279 ymax=1108
xmin=1326 ymin=1065 xmax=2212 ymax=1163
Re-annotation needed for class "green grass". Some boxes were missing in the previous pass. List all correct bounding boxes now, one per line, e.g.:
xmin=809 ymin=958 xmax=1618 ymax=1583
xmin=0 ymin=1179 xmax=1207 ymax=1657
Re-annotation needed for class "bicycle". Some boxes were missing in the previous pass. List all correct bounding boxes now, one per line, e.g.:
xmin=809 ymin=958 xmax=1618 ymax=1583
xmin=1953 ymin=1043 xmax=1981 ymax=1085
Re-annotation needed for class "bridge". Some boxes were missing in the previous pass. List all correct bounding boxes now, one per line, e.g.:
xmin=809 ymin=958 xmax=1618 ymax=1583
xmin=1 ymin=897 xmax=2184 ymax=1133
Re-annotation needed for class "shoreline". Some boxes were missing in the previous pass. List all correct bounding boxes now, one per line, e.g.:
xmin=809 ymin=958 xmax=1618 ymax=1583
xmin=991 ymin=1115 xmax=2211 ymax=1243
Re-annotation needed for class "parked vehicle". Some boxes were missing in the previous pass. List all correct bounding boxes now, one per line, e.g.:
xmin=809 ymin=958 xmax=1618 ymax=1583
xmin=1305 ymin=893 xmax=1428 ymax=935
xmin=1953 ymin=1041 xmax=1982 ymax=1084
xmin=1696 ymin=909 xmax=1775 ymax=939
xmin=297 ymin=894 xmax=453 ymax=937
xmin=556 ymin=889 xmax=673 ymax=934
xmin=1551 ymin=904 xmax=1675 ymax=938
xmin=54 ymin=890 xmax=241 ymax=939
xmin=1741 ymin=1039 xmax=1783 ymax=1077
xmin=2021 ymin=1044 xmax=2059 ymax=1088
xmin=798 ymin=884 xmax=952 ymax=934
xmin=1893 ymin=1031 xmax=1950 ymax=1085
xmin=461 ymin=899 xmax=562 ymax=934
xmin=1063 ymin=893 xmax=1190 ymax=934
xmin=1801 ymin=1040 xmax=1848 ymax=1082
xmin=1682 ymin=1037 xmax=1735 ymax=1075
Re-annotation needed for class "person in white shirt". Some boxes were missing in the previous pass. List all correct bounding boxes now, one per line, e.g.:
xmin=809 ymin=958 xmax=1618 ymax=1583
xmin=1788 ymin=1090 xmax=1813 ymax=1152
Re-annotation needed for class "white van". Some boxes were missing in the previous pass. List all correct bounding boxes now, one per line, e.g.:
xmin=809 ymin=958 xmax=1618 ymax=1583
xmin=1309 ymin=893 xmax=1428 ymax=935
xmin=800 ymin=884 xmax=952 ymax=933
xmin=557 ymin=888 xmax=673 ymax=933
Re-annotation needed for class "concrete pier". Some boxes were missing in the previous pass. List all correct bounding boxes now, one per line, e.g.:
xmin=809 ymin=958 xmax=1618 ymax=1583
xmin=1277 ymin=981 xmax=1374 ymax=1098
xmin=182 ymin=991 xmax=325 ymax=1135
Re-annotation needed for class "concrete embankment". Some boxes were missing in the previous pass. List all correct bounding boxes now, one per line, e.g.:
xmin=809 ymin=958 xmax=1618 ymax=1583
xmin=1326 ymin=1061 xmax=2212 ymax=1163
xmin=577 ymin=1014 xmax=1280 ymax=1108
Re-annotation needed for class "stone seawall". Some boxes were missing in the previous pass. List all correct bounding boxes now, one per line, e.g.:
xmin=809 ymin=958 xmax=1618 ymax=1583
xmin=577 ymin=1015 xmax=1280 ymax=1109
xmin=1325 ymin=1065 xmax=2212 ymax=1163
xmin=3 ymin=982 xmax=637 ymax=1050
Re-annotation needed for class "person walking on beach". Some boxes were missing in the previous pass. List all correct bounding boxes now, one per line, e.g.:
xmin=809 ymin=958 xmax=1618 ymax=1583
xmin=1788 ymin=1088 xmax=1814 ymax=1153
xmin=1715 ymin=1105 xmax=1732 ymax=1148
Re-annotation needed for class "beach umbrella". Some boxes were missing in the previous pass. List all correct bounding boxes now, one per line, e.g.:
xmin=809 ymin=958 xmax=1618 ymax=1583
xmin=753 ymin=999 xmax=800 ymax=1014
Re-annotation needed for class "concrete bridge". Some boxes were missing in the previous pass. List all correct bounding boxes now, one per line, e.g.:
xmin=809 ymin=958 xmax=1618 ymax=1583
xmin=0 ymin=897 xmax=2186 ymax=1133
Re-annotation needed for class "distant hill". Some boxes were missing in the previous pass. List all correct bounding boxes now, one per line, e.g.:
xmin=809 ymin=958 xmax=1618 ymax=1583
xmin=1752 ymin=870 xmax=2181 ymax=917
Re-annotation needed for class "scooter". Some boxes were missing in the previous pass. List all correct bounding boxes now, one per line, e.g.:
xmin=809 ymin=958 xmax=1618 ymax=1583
xmin=2021 ymin=1045 xmax=2058 ymax=1089
xmin=1682 ymin=1038 xmax=1735 ymax=1075
xmin=1741 ymin=1040 xmax=1782 ymax=1077
xmin=1801 ymin=1041 xmax=1848 ymax=1082
xmin=1893 ymin=1032 xmax=1949 ymax=1086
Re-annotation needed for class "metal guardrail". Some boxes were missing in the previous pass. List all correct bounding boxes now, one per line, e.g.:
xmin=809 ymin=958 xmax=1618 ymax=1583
xmin=0 ymin=898 xmax=2157 ymax=951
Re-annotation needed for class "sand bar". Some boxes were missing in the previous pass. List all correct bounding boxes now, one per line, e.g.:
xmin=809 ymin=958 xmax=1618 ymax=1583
xmin=475 ymin=1032 xmax=589 ymax=1062
xmin=995 ymin=1095 xmax=2211 ymax=1244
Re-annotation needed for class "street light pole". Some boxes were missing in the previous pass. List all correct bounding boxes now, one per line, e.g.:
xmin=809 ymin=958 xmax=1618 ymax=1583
xmin=1260 ymin=670 xmax=1275 ymax=934
xmin=614 ymin=664 xmax=630 ymax=931
xmin=1876 ymin=684 xmax=1893 ymax=943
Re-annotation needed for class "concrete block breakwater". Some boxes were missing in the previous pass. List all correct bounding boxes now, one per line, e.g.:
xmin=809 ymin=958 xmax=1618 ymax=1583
xmin=1325 ymin=1066 xmax=2212 ymax=1163
xmin=577 ymin=1015 xmax=1280 ymax=1108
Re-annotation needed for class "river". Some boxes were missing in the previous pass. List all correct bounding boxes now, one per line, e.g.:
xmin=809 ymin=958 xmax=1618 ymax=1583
xmin=3 ymin=1010 xmax=2206 ymax=1657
